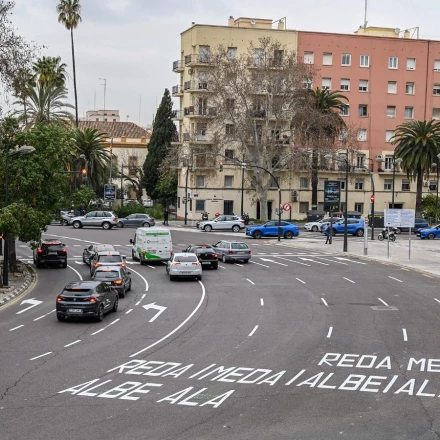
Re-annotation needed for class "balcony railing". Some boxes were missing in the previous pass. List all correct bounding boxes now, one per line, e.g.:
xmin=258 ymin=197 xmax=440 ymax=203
xmin=184 ymin=81 xmax=212 ymax=91
xmin=172 ymin=60 xmax=184 ymax=71
xmin=184 ymin=106 xmax=217 ymax=117
xmin=171 ymin=109 xmax=184 ymax=119
xmin=172 ymin=85 xmax=184 ymax=95
xmin=184 ymin=54 xmax=212 ymax=66
xmin=248 ymin=109 xmax=267 ymax=118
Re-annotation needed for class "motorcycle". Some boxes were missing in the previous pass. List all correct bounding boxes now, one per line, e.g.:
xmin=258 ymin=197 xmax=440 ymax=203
xmin=196 ymin=212 xmax=209 ymax=229
xmin=378 ymin=227 xmax=397 ymax=242
xmin=242 ymin=213 xmax=250 ymax=225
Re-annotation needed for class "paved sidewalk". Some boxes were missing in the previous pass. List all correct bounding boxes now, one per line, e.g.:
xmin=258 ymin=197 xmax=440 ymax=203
xmin=0 ymin=262 xmax=36 ymax=307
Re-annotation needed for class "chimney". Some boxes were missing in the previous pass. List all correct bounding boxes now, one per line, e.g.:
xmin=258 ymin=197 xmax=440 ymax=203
xmin=404 ymin=29 xmax=410 ymax=39
xmin=228 ymin=16 xmax=234 ymax=26
xmin=278 ymin=19 xmax=285 ymax=30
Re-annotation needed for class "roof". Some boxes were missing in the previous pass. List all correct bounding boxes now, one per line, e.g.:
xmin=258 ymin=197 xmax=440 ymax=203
xmin=78 ymin=121 xmax=150 ymax=139
xmin=64 ymin=281 xmax=100 ymax=288
xmin=96 ymin=250 xmax=122 ymax=255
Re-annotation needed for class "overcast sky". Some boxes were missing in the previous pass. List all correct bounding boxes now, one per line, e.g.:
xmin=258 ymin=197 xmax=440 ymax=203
xmin=6 ymin=0 xmax=440 ymax=127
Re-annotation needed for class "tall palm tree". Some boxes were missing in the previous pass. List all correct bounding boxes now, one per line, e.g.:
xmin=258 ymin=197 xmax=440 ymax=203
xmin=57 ymin=0 xmax=82 ymax=127
xmin=12 ymin=68 xmax=36 ymax=126
xmin=33 ymin=56 xmax=68 ymax=87
xmin=392 ymin=120 xmax=440 ymax=214
xmin=72 ymin=128 xmax=111 ymax=191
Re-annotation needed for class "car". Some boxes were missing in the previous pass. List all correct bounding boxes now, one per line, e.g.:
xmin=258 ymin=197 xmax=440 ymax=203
xmin=70 ymin=211 xmax=118 ymax=230
xmin=166 ymin=253 xmax=202 ymax=281
xmin=199 ymin=215 xmax=245 ymax=232
xmin=60 ymin=211 xmax=74 ymax=226
xmin=417 ymin=224 xmax=440 ymax=239
xmin=82 ymin=244 xmax=116 ymax=265
xmin=130 ymin=227 xmax=173 ymax=264
xmin=123 ymin=199 xmax=139 ymax=206
xmin=304 ymin=217 xmax=343 ymax=232
xmin=56 ymin=280 xmax=118 ymax=322
xmin=117 ymin=213 xmax=155 ymax=228
xmin=33 ymin=239 xmax=67 ymax=268
xmin=183 ymin=244 xmax=218 ymax=269
xmin=322 ymin=219 xmax=365 ymax=237
xmin=246 ymin=221 xmax=299 ymax=239
xmin=90 ymin=251 xmax=126 ymax=276
xmin=396 ymin=218 xmax=429 ymax=234
xmin=142 ymin=199 xmax=154 ymax=207
xmin=92 ymin=266 xmax=132 ymax=298
xmin=212 ymin=240 xmax=251 ymax=263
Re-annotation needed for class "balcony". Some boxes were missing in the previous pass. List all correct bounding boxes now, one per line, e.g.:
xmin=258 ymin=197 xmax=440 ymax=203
xmin=194 ymin=155 xmax=216 ymax=169
xmin=172 ymin=60 xmax=184 ymax=72
xmin=184 ymin=106 xmax=217 ymax=118
xmin=184 ymin=54 xmax=213 ymax=67
xmin=172 ymin=85 xmax=184 ymax=96
xmin=183 ymin=81 xmax=213 ymax=92
xmin=247 ymin=109 xmax=267 ymax=119
xmin=171 ymin=109 xmax=184 ymax=120
xmin=189 ymin=131 xmax=217 ymax=145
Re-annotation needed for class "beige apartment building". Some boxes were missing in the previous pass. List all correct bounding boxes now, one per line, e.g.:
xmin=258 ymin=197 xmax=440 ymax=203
xmin=172 ymin=17 xmax=440 ymax=220
xmin=83 ymin=109 xmax=121 ymax=122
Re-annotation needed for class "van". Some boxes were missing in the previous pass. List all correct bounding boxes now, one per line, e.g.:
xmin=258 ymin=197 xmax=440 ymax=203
xmin=130 ymin=227 xmax=172 ymax=264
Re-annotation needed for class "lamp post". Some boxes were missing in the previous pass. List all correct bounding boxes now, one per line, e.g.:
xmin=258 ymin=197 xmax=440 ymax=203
xmin=2 ymin=145 xmax=36 ymax=287
xmin=241 ymin=160 xmax=246 ymax=217
xmin=391 ymin=157 xmax=403 ymax=208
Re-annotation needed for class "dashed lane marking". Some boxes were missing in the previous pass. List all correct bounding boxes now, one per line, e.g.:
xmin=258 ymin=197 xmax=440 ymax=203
xmin=260 ymin=298 xmax=264 ymax=306
xmin=9 ymin=325 xmax=24 ymax=332
xmin=64 ymin=340 xmax=81 ymax=348
xmin=321 ymin=298 xmax=329 ymax=307
xmin=327 ymin=327 xmax=333 ymax=338
xmin=378 ymin=298 xmax=389 ymax=306
xmin=402 ymin=328 xmax=408 ymax=341
xmin=247 ymin=279 xmax=255 ymax=285
xmin=389 ymin=276 xmax=403 ymax=283
xmin=125 ymin=309 xmax=133 ymax=314
xmin=250 ymin=261 xmax=270 ymax=268
xmin=248 ymin=325 xmax=259 ymax=337
xmin=343 ymin=277 xmax=355 ymax=284
xmin=30 ymin=352 xmax=52 ymax=361
xmin=33 ymin=309 xmax=56 ymax=321
xmin=296 ymin=278 xmax=306 ymax=284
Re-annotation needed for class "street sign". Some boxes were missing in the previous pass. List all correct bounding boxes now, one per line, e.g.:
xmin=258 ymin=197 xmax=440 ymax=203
xmin=104 ymin=184 xmax=116 ymax=201
xmin=370 ymin=194 xmax=375 ymax=202
xmin=384 ymin=209 xmax=415 ymax=228
xmin=324 ymin=180 xmax=341 ymax=212
xmin=283 ymin=203 xmax=291 ymax=211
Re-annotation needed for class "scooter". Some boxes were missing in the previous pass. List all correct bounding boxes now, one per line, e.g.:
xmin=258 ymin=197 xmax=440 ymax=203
xmin=196 ymin=212 xmax=209 ymax=229
xmin=378 ymin=227 xmax=397 ymax=242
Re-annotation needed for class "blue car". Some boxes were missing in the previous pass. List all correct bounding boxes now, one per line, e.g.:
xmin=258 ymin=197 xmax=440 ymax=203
xmin=246 ymin=221 xmax=299 ymax=239
xmin=417 ymin=225 xmax=440 ymax=239
xmin=322 ymin=219 xmax=365 ymax=237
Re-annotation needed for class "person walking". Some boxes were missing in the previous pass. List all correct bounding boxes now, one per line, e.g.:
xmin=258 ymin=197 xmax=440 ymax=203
xmin=163 ymin=209 xmax=169 ymax=226
xmin=325 ymin=223 xmax=332 ymax=244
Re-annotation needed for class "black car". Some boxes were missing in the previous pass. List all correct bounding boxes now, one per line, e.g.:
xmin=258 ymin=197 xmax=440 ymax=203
xmin=183 ymin=244 xmax=218 ymax=269
xmin=56 ymin=280 xmax=118 ymax=322
xmin=33 ymin=239 xmax=67 ymax=268
xmin=82 ymin=244 xmax=116 ymax=265
xmin=92 ymin=266 xmax=132 ymax=298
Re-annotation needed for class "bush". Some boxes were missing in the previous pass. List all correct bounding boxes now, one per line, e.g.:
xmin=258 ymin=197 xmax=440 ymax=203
xmin=146 ymin=203 xmax=163 ymax=220
xmin=114 ymin=203 xmax=149 ymax=218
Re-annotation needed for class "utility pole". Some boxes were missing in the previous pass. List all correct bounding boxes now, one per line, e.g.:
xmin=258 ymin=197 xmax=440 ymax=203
xmin=99 ymin=78 xmax=107 ymax=120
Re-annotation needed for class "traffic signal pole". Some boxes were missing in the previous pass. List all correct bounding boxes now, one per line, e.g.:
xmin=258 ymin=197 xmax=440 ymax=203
xmin=184 ymin=166 xmax=189 ymax=226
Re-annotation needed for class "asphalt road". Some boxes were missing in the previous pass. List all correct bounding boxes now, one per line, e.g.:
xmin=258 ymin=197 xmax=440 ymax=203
xmin=1 ymin=224 xmax=440 ymax=439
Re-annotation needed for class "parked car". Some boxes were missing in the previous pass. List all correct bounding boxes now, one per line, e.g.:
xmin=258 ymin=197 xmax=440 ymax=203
xmin=33 ymin=239 xmax=67 ymax=268
xmin=142 ymin=199 xmax=154 ymax=207
xmin=83 ymin=244 xmax=116 ymax=265
xmin=166 ymin=253 xmax=202 ymax=281
xmin=322 ymin=219 xmax=365 ymax=237
xmin=396 ymin=218 xmax=429 ymax=234
xmin=246 ymin=221 xmax=299 ymax=239
xmin=417 ymin=224 xmax=440 ymax=239
xmin=56 ymin=280 xmax=118 ymax=322
xmin=212 ymin=240 xmax=251 ymax=263
xmin=90 ymin=251 xmax=126 ymax=276
xmin=92 ymin=265 xmax=132 ymax=297
xmin=304 ymin=217 xmax=343 ymax=232
xmin=117 ymin=213 xmax=155 ymax=228
xmin=199 ymin=215 xmax=245 ymax=232
xmin=182 ymin=244 xmax=218 ymax=269
xmin=71 ymin=211 xmax=118 ymax=230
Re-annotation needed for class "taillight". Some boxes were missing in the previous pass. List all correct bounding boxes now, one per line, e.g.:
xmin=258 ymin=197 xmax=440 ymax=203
xmin=61 ymin=248 xmax=67 ymax=254
xmin=213 ymin=254 xmax=217 ymax=258
xmin=172 ymin=262 xmax=181 ymax=266
xmin=113 ymin=218 xmax=117 ymax=222
xmin=248 ymin=250 xmax=251 ymax=254
xmin=241 ymin=220 xmax=245 ymax=223
xmin=113 ymin=280 xmax=123 ymax=285
xmin=229 ymin=250 xmax=233 ymax=254
xmin=192 ymin=262 xmax=201 ymax=266
xmin=37 ymin=249 xmax=43 ymax=254
xmin=150 ymin=218 xmax=155 ymax=221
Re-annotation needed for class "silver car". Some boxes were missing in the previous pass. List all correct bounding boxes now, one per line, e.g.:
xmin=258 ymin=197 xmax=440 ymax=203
xmin=71 ymin=211 xmax=118 ymax=230
xmin=117 ymin=213 xmax=155 ymax=228
xmin=212 ymin=240 xmax=251 ymax=263
xmin=199 ymin=215 xmax=245 ymax=232
xmin=166 ymin=253 xmax=202 ymax=281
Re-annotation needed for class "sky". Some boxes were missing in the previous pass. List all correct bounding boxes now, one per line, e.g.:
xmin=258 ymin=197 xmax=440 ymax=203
xmin=5 ymin=0 xmax=440 ymax=127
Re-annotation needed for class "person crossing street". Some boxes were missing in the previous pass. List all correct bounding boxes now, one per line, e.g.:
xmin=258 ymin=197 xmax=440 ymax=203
xmin=325 ymin=223 xmax=332 ymax=244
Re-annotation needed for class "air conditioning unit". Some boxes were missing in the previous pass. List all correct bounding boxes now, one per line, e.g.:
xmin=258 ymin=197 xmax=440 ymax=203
xmin=376 ymin=154 xmax=384 ymax=161
xmin=188 ymin=68 xmax=193 ymax=75
xmin=424 ymin=181 xmax=430 ymax=187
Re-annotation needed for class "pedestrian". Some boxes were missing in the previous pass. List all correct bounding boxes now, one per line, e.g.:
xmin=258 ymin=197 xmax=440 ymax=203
xmin=325 ymin=223 xmax=331 ymax=244
xmin=163 ymin=208 xmax=169 ymax=226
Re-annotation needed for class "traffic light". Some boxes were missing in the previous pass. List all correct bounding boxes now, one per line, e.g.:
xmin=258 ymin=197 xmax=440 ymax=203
xmin=219 ymin=162 xmax=223 ymax=172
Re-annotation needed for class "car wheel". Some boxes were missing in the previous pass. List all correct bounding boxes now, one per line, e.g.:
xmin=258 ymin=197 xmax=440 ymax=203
xmin=198 ymin=276 xmax=202 ymax=281
xmin=73 ymin=221 xmax=81 ymax=229
xmin=428 ymin=233 xmax=435 ymax=240
xmin=331 ymin=229 xmax=337 ymax=236
xmin=119 ymin=288 xmax=126 ymax=298
xmin=284 ymin=231 xmax=294 ymax=239
xmin=142 ymin=222 xmax=150 ymax=227
xmin=95 ymin=305 xmax=104 ymax=322
xmin=311 ymin=225 xmax=318 ymax=232
xmin=36 ymin=260 xmax=42 ymax=269
xmin=253 ymin=231 xmax=263 ymax=239
xmin=127 ymin=281 xmax=132 ymax=292
xmin=232 ymin=225 xmax=240 ymax=233
xmin=170 ymin=275 xmax=175 ymax=281
xmin=242 ymin=259 xmax=249 ymax=264
xmin=117 ymin=221 xmax=124 ymax=228
xmin=112 ymin=297 xmax=119 ymax=312
xmin=62 ymin=220 xmax=69 ymax=226
xmin=132 ymin=250 xmax=139 ymax=261
xmin=222 ymin=254 xmax=227 ymax=263
xmin=57 ymin=314 xmax=65 ymax=322
xmin=356 ymin=229 xmax=364 ymax=237
xmin=204 ymin=225 xmax=212 ymax=232
xmin=395 ymin=228 xmax=402 ymax=234
xmin=62 ymin=262 xmax=67 ymax=268
xmin=212 ymin=263 xmax=218 ymax=270
xmin=102 ymin=222 xmax=111 ymax=230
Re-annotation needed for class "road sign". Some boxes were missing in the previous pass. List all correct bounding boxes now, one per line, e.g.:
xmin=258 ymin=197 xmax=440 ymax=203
xmin=104 ymin=184 xmax=116 ymax=201
xmin=384 ymin=209 xmax=415 ymax=228
xmin=370 ymin=194 xmax=375 ymax=202
xmin=283 ymin=203 xmax=291 ymax=211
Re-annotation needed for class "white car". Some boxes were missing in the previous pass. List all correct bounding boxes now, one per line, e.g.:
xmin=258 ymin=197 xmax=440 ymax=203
xmin=199 ymin=215 xmax=245 ymax=232
xmin=304 ymin=217 xmax=343 ymax=232
xmin=166 ymin=253 xmax=202 ymax=281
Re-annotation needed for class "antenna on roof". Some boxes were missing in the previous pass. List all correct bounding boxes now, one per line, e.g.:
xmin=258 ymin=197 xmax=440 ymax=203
xmin=364 ymin=0 xmax=368 ymax=29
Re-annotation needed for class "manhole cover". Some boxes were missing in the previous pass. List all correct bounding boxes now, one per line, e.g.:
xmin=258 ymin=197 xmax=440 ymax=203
xmin=370 ymin=306 xmax=398 ymax=311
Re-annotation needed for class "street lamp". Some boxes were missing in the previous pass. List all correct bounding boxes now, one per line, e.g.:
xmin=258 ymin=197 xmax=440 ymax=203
xmin=241 ymin=160 xmax=246 ymax=217
xmin=391 ymin=157 xmax=403 ymax=208
xmin=2 ymin=145 xmax=36 ymax=287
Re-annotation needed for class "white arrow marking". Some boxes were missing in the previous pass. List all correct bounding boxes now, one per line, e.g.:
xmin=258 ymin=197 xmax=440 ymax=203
xmin=74 ymin=261 xmax=84 ymax=265
xmin=142 ymin=302 xmax=167 ymax=322
xmin=315 ymin=256 xmax=348 ymax=265
xmin=16 ymin=298 xmax=43 ymax=314
xmin=334 ymin=257 xmax=366 ymax=264
xmin=299 ymin=258 xmax=329 ymax=266
xmin=260 ymin=258 xmax=288 ymax=267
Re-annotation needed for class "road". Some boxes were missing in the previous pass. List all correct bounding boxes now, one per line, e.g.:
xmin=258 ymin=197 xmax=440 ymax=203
xmin=1 ymin=224 xmax=440 ymax=439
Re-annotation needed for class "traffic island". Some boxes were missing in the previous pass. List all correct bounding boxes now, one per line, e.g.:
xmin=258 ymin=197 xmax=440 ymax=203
xmin=0 ymin=262 xmax=35 ymax=307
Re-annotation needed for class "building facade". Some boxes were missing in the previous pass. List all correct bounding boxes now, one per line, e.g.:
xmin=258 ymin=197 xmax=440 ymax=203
xmin=172 ymin=18 xmax=440 ymax=220
xmin=83 ymin=109 xmax=121 ymax=122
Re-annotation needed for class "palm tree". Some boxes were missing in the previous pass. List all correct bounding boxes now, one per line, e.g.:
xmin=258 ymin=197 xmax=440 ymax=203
xmin=392 ymin=120 xmax=440 ymax=214
xmin=72 ymin=128 xmax=111 ymax=191
xmin=33 ymin=56 xmax=68 ymax=87
xmin=57 ymin=0 xmax=82 ymax=127
xmin=12 ymin=68 xmax=36 ymax=126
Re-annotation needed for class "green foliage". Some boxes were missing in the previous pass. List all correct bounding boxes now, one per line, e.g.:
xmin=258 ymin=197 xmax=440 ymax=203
xmin=146 ymin=203 xmax=164 ymax=220
xmin=421 ymin=194 xmax=438 ymax=219
xmin=155 ymin=171 xmax=177 ymax=204
xmin=70 ymin=185 xmax=97 ymax=209
xmin=142 ymin=89 xmax=177 ymax=199
xmin=57 ymin=0 xmax=82 ymax=31
xmin=114 ymin=203 xmax=149 ymax=218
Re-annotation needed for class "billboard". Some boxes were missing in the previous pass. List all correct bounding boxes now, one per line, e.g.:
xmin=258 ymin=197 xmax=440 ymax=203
xmin=324 ymin=180 xmax=341 ymax=212
xmin=384 ymin=209 xmax=415 ymax=228
xmin=104 ymin=184 xmax=116 ymax=201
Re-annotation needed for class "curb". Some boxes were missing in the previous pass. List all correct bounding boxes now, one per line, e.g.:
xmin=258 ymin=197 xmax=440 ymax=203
xmin=0 ymin=263 xmax=36 ymax=308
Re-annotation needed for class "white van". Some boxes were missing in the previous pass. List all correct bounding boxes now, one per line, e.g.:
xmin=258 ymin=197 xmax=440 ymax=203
xmin=130 ymin=227 xmax=172 ymax=264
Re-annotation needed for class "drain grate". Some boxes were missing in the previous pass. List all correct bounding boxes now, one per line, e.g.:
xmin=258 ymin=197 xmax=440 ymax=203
xmin=370 ymin=306 xmax=398 ymax=311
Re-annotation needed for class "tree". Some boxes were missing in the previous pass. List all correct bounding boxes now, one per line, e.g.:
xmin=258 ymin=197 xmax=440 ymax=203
xmin=56 ymin=0 xmax=82 ymax=127
xmin=114 ymin=150 xmax=145 ymax=202
xmin=156 ymin=172 xmax=178 ymax=207
xmin=33 ymin=56 xmax=69 ymax=87
xmin=12 ymin=68 xmax=36 ymax=126
xmin=392 ymin=120 xmax=440 ymax=214
xmin=142 ymin=89 xmax=178 ymax=199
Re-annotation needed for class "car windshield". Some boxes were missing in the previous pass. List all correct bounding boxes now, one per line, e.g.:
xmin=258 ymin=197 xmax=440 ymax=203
xmin=94 ymin=271 xmax=119 ymax=279
xmin=231 ymin=243 xmax=248 ymax=250
xmin=98 ymin=255 xmax=122 ymax=263
xmin=174 ymin=255 xmax=198 ymax=262
xmin=96 ymin=245 xmax=115 ymax=252
xmin=196 ymin=248 xmax=214 ymax=254
xmin=43 ymin=244 xmax=63 ymax=251
xmin=63 ymin=288 xmax=91 ymax=296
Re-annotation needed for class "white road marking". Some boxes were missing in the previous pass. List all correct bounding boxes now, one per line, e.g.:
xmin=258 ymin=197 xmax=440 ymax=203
xmin=135 ymin=293 xmax=146 ymax=306
xmin=402 ymin=328 xmax=408 ymax=341
xmin=296 ymin=278 xmax=306 ymax=284
xmin=9 ymin=325 xmax=24 ymax=332
xmin=388 ymin=276 xmax=403 ymax=283
xmin=235 ymin=263 xmax=244 ymax=267
xmin=30 ymin=352 xmax=52 ymax=361
xmin=260 ymin=298 xmax=264 ymax=306
xmin=275 ymin=257 xmax=310 ymax=267
xmin=260 ymin=258 xmax=288 ymax=266
xmin=73 ymin=255 xmax=82 ymax=258
xmin=299 ymin=257 xmax=329 ymax=265
xmin=130 ymin=280 xmax=206 ymax=357
xmin=74 ymin=261 xmax=84 ymax=265
xmin=250 ymin=261 xmax=270 ymax=268
xmin=247 ymin=278 xmax=255 ymax=285
xmin=315 ymin=256 xmax=348 ymax=265
xmin=218 ymin=265 xmax=226 ymax=269
xmin=73 ymin=245 xmax=81 ymax=247
xmin=147 ymin=265 xmax=156 ymax=269
xmin=67 ymin=264 xmax=83 ymax=280
xmin=19 ymin=245 xmax=28 ymax=248
xmin=43 ymin=233 xmax=100 ymax=245
xmin=343 ymin=277 xmax=355 ymax=284
xmin=327 ymin=326 xmax=333 ymax=338
xmin=248 ymin=325 xmax=259 ymax=337
xmin=434 ymin=298 xmax=440 ymax=305
xmin=91 ymin=328 xmax=105 ymax=336
xmin=334 ymin=257 xmax=366 ymax=264
xmin=33 ymin=309 xmax=56 ymax=321
xmin=127 ymin=267 xmax=149 ymax=291
xmin=378 ymin=298 xmax=389 ymax=306
xmin=321 ymin=298 xmax=329 ymax=307
xmin=143 ymin=303 xmax=167 ymax=322
xmin=107 ymin=318 xmax=120 ymax=326
xmin=64 ymin=340 xmax=81 ymax=348
xmin=125 ymin=309 xmax=133 ymax=314
xmin=16 ymin=298 xmax=43 ymax=314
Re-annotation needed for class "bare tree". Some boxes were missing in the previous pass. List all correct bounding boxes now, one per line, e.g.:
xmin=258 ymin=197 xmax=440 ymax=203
xmin=114 ymin=149 xmax=145 ymax=202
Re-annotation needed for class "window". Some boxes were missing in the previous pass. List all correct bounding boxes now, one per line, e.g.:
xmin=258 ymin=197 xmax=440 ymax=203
xmin=405 ymin=82 xmax=415 ymax=94
xmin=388 ymin=57 xmax=398 ymax=69
xmin=407 ymin=58 xmax=416 ymax=70
xmin=402 ymin=180 xmax=410 ymax=191
xmin=273 ymin=50 xmax=284 ymax=66
xmin=113 ymin=118 xmax=116 ymax=122
xmin=303 ymin=78 xmax=312 ymax=89
xmin=196 ymin=175 xmax=205 ymax=188
xmin=270 ymin=176 xmax=280 ymax=188
xmin=195 ymin=200 xmax=205 ymax=211
xmin=360 ymin=55 xmax=370 ymax=67
xmin=357 ymin=129 xmax=367 ymax=141
xmin=226 ymin=98 xmax=235 ymax=111
xmin=340 ymin=104 xmax=349 ymax=116
xmin=341 ymin=53 xmax=351 ymax=66
xmin=104 ymin=118 xmax=107 ymax=122
xmin=254 ymin=48 xmax=264 ymax=66
xmin=354 ymin=203 xmax=364 ymax=214
xmin=199 ymin=45 xmax=210 ymax=63
xmin=434 ymin=60 xmax=440 ymax=72
xmin=386 ymin=131 xmax=395 ymax=142
xmin=355 ymin=181 xmax=364 ymax=190
xmin=384 ymin=156 xmax=393 ymax=170
xmin=323 ymin=53 xmax=332 ymax=65
xmin=225 ymin=124 xmax=235 ymax=135
xmin=300 ymin=177 xmax=309 ymax=189
xmin=318 ymin=178 xmax=326 ymax=190
xmin=388 ymin=81 xmax=397 ymax=94
xmin=340 ymin=79 xmax=350 ymax=91
xmin=359 ymin=80 xmax=368 ymax=92
xmin=95 ymin=118 xmax=99 ymax=121
xmin=322 ymin=78 xmax=331 ymax=90
xmin=356 ymin=155 xmax=365 ymax=168
xmin=128 ymin=156 xmax=138 ymax=176
xmin=299 ymin=202 xmax=309 ymax=213
xmin=358 ymin=104 xmax=368 ymax=117
xmin=304 ymin=51 xmax=314 ymax=64
xmin=338 ymin=179 xmax=346 ymax=190
xmin=225 ymin=149 xmax=234 ymax=160
xmin=433 ymin=108 xmax=440 ymax=120
xmin=384 ymin=179 xmax=392 ymax=190
xmin=405 ymin=107 xmax=414 ymax=119
xmin=224 ymin=175 xmax=234 ymax=187
xmin=386 ymin=106 xmax=396 ymax=118
xmin=227 ymin=47 xmax=237 ymax=59
xmin=434 ymin=84 xmax=440 ymax=96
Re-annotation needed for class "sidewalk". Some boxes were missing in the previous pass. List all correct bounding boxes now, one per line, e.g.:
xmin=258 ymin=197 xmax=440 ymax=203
xmin=0 ymin=262 xmax=35 ymax=307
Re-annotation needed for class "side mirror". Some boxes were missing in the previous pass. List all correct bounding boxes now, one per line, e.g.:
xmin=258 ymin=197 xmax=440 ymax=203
xmin=129 ymin=239 xmax=133 ymax=244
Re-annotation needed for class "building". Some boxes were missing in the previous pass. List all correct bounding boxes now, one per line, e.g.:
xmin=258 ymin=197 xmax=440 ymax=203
xmin=83 ymin=109 xmax=121 ymax=122
xmin=172 ymin=17 xmax=440 ymax=220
